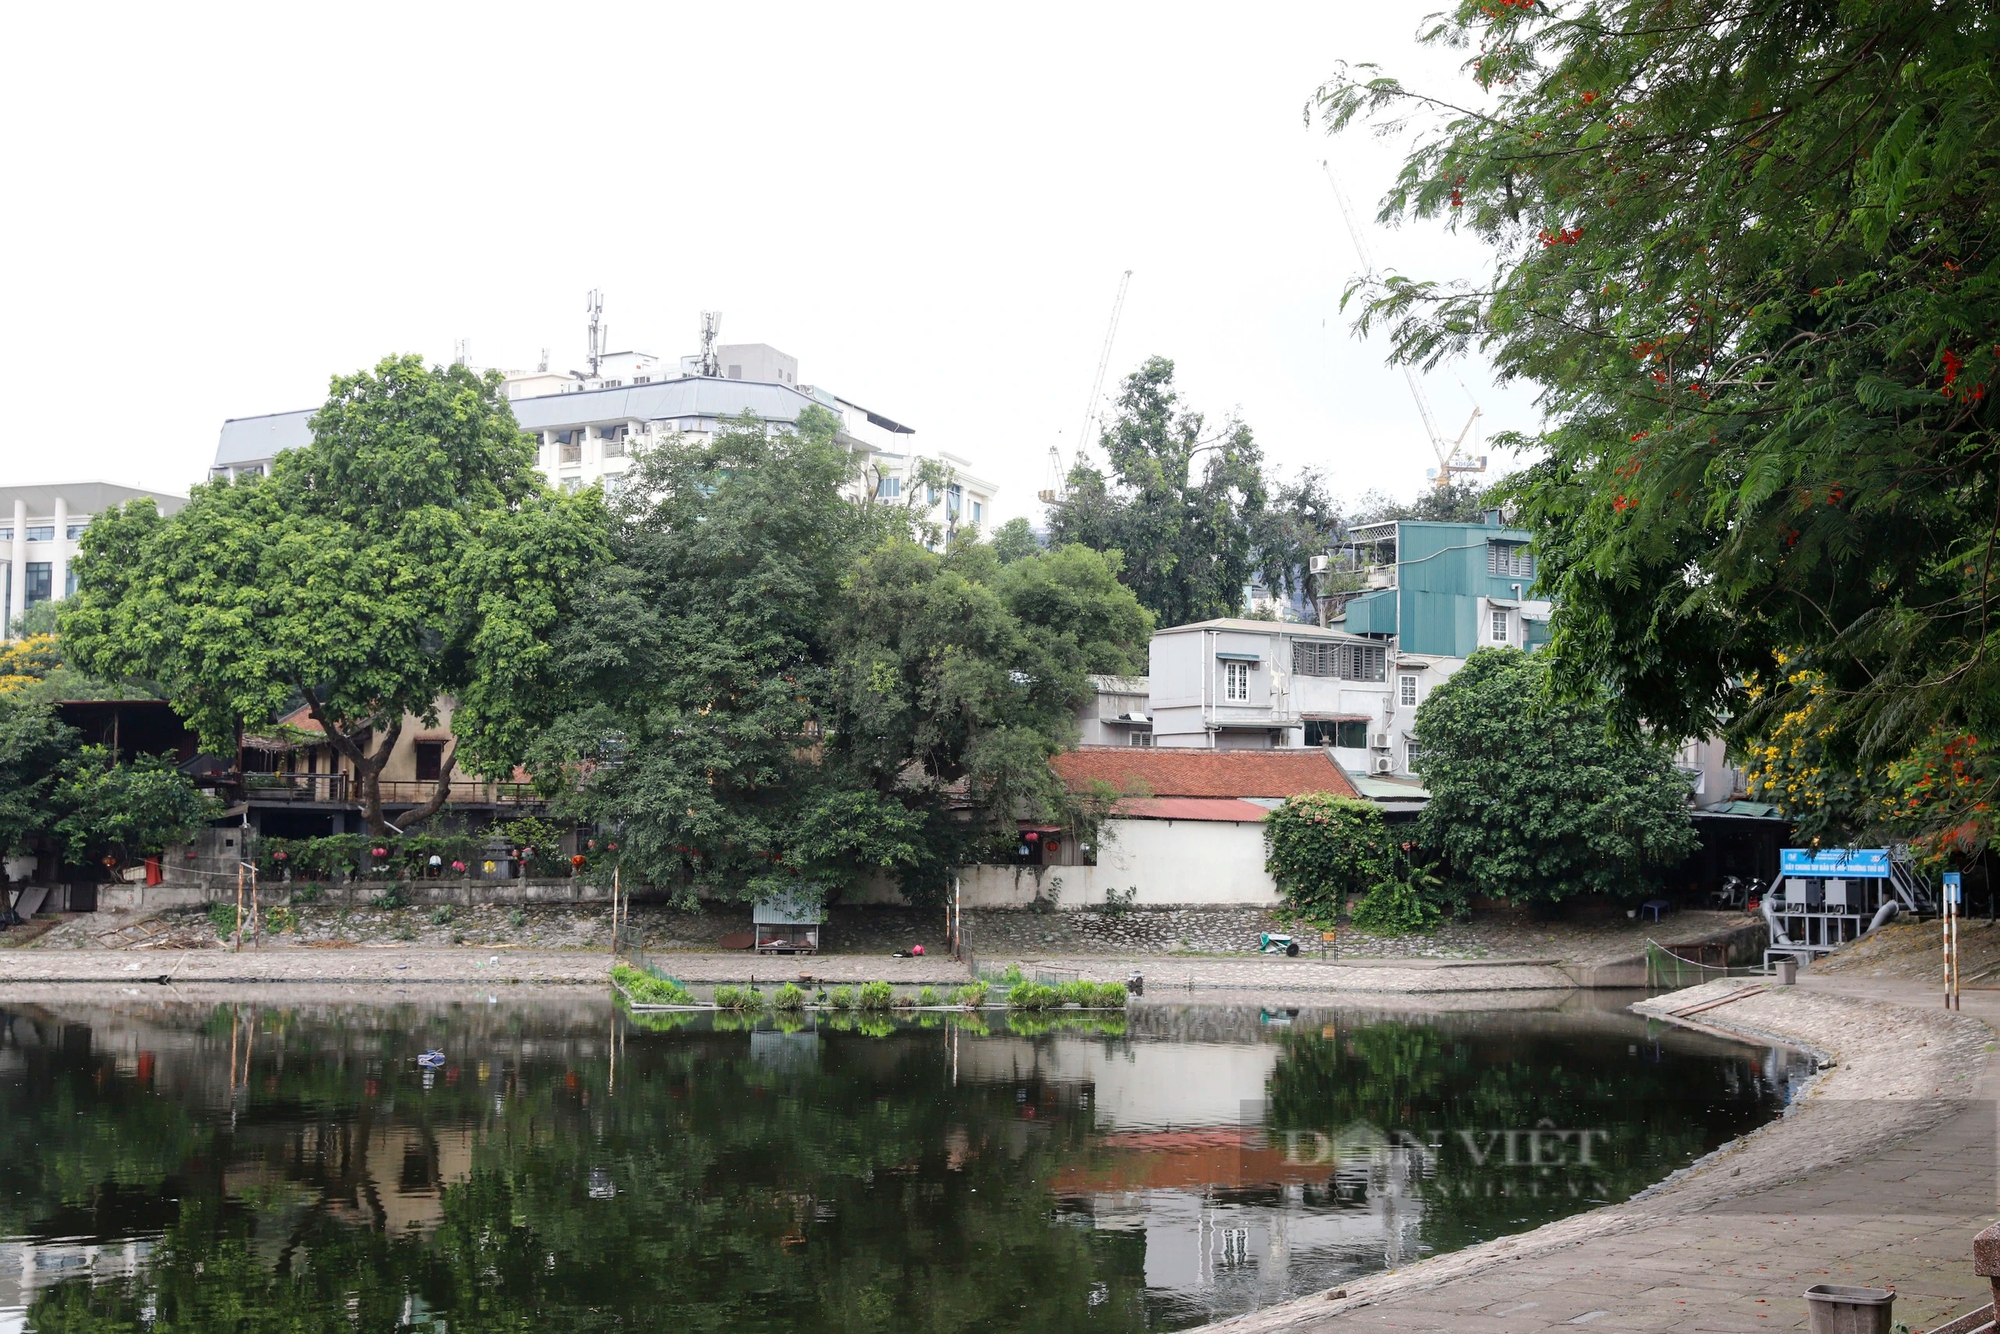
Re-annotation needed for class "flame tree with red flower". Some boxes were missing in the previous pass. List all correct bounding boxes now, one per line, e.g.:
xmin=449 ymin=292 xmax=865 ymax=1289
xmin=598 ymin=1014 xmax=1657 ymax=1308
xmin=1315 ymin=0 xmax=2000 ymax=857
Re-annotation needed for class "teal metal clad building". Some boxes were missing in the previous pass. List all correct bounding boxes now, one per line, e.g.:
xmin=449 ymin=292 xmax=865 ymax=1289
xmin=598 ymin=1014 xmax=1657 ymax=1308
xmin=1342 ymin=518 xmax=1544 ymax=657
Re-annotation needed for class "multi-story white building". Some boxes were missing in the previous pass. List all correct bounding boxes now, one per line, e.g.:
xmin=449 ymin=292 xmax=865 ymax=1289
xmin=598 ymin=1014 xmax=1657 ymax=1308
xmin=212 ymin=336 xmax=998 ymax=539
xmin=2 ymin=483 xmax=187 ymax=631
xmin=1147 ymin=618 xmax=1402 ymax=772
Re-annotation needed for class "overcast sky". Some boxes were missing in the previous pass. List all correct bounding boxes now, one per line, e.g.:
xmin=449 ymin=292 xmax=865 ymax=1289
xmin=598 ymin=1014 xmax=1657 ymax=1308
xmin=1 ymin=3 xmax=1535 ymax=523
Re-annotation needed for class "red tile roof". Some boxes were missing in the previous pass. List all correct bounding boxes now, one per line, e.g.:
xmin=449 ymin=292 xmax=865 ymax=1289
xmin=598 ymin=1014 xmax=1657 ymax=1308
xmin=1051 ymin=746 xmax=1358 ymax=800
xmin=1113 ymin=797 xmax=1272 ymax=823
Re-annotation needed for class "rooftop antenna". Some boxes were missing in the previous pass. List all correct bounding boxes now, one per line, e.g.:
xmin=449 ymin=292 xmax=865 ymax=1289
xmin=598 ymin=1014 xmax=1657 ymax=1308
xmin=586 ymin=290 xmax=606 ymax=377
xmin=1321 ymin=161 xmax=1485 ymax=490
xmin=453 ymin=338 xmax=469 ymax=367
xmin=698 ymin=311 xmax=722 ymax=378
xmin=537 ymin=348 xmax=550 ymax=373
xmin=1050 ymin=269 xmax=1133 ymax=506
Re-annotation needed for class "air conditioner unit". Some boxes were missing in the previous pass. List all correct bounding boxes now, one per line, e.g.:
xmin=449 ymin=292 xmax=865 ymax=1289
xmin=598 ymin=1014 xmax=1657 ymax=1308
xmin=1309 ymin=554 xmax=1330 ymax=575
xmin=1369 ymin=732 xmax=1392 ymax=750
xmin=1372 ymin=756 xmax=1395 ymax=774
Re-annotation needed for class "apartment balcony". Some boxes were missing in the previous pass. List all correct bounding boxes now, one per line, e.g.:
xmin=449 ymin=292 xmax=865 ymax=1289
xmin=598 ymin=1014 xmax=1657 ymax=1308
xmin=1205 ymin=705 xmax=1301 ymax=731
xmin=241 ymin=773 xmax=540 ymax=807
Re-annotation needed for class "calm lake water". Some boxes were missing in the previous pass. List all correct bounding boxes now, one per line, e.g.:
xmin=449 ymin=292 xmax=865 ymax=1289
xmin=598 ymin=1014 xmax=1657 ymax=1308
xmin=0 ymin=994 xmax=1810 ymax=1332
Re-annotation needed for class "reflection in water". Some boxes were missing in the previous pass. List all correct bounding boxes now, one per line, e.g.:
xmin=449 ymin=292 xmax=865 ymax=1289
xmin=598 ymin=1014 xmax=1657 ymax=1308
xmin=0 ymin=997 xmax=1808 ymax=1332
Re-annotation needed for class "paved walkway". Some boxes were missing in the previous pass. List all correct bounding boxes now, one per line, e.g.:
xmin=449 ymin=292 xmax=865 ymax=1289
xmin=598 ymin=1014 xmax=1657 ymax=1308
xmin=1201 ymin=974 xmax=2000 ymax=1334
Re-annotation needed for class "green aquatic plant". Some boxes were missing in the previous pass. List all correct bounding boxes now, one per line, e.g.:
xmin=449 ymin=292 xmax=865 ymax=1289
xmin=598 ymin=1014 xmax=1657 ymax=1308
xmin=828 ymin=986 xmax=857 ymax=1011
xmin=857 ymin=981 xmax=894 ymax=1011
xmin=610 ymin=963 xmax=692 ymax=1006
xmin=712 ymin=985 xmax=765 ymax=1013
xmin=954 ymin=982 xmax=990 ymax=1008
xmin=772 ymin=983 xmax=805 ymax=1011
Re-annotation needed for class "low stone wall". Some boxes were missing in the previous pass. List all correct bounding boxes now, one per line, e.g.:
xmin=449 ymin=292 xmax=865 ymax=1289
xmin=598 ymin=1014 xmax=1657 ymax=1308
xmin=99 ymin=876 xmax=619 ymax=913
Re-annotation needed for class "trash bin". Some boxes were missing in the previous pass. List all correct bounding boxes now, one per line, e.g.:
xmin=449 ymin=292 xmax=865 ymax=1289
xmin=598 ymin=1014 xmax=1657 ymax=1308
xmin=1776 ymin=958 xmax=1798 ymax=986
xmin=1802 ymin=1284 xmax=1894 ymax=1334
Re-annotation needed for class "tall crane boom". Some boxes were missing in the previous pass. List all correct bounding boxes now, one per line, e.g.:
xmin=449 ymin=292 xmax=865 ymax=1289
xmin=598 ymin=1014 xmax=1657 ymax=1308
xmin=1044 ymin=269 xmax=1133 ymax=505
xmin=1321 ymin=162 xmax=1484 ymax=490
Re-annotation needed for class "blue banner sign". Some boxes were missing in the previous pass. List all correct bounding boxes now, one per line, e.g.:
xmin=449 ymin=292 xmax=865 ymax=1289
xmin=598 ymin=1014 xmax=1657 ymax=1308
xmin=1944 ymin=871 xmax=1963 ymax=905
xmin=1780 ymin=848 xmax=1892 ymax=879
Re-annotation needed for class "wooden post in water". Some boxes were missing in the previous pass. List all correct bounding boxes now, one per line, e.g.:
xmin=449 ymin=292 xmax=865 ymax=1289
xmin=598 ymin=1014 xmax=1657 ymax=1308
xmin=233 ymin=861 xmax=244 ymax=952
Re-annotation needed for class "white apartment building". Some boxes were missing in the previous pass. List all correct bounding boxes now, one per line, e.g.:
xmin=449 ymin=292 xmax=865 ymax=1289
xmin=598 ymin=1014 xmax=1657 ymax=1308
xmin=2 ymin=483 xmax=187 ymax=632
xmin=1148 ymin=618 xmax=1404 ymax=772
xmin=212 ymin=337 xmax=998 ymax=538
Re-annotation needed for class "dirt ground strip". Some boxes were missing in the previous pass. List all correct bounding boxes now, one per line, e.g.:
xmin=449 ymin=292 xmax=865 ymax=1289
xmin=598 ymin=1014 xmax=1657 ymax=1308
xmin=1190 ymin=975 xmax=2000 ymax=1334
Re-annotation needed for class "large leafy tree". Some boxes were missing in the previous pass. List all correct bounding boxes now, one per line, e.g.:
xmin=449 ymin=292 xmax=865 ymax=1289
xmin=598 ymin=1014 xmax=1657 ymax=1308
xmin=1318 ymin=1 xmax=2000 ymax=854
xmin=1415 ymin=649 xmax=1697 ymax=904
xmin=63 ymin=356 xmax=606 ymax=833
xmin=539 ymin=410 xmax=1151 ymax=907
xmin=1051 ymin=357 xmax=1339 ymax=623
xmin=48 ymin=746 xmax=222 ymax=870
xmin=826 ymin=538 xmax=1152 ymax=902
xmin=0 ymin=695 xmax=72 ymax=869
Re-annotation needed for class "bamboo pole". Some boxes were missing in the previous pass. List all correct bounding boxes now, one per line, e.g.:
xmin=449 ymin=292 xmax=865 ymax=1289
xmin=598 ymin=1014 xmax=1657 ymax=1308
xmin=233 ymin=861 xmax=244 ymax=952
xmin=250 ymin=865 xmax=260 ymax=950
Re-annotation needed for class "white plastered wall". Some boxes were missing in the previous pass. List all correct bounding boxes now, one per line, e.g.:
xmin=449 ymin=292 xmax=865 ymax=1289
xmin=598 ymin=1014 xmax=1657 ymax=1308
xmin=956 ymin=816 xmax=1279 ymax=909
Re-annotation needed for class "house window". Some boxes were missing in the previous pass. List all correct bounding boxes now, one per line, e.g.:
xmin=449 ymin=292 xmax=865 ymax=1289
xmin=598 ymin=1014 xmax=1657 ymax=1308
xmin=946 ymin=483 xmax=962 ymax=517
xmin=1336 ymin=719 xmax=1369 ymax=749
xmin=25 ymin=526 xmax=53 ymax=542
xmin=927 ymin=484 xmax=939 ymax=504
xmin=64 ymin=568 xmax=78 ymax=598
xmin=1399 ymin=674 xmax=1419 ymax=707
xmin=0 ymin=528 xmax=10 ymax=541
xmin=972 ymin=501 xmax=982 ymax=523
xmin=1487 ymin=542 xmax=1534 ymax=578
xmin=1224 ymin=660 xmax=1251 ymax=702
xmin=1343 ymin=644 xmax=1386 ymax=682
xmin=1293 ymin=642 xmax=1338 ymax=676
xmin=414 ymin=741 xmax=445 ymax=783
xmin=634 ymin=376 xmax=651 ymax=384
xmin=23 ymin=563 xmax=51 ymax=608
xmin=1491 ymin=609 xmax=1510 ymax=643
xmin=600 ymin=424 xmax=629 ymax=458
xmin=1129 ymin=731 xmax=1155 ymax=747
xmin=66 ymin=523 xmax=87 ymax=540
xmin=1405 ymin=738 xmax=1424 ymax=772
xmin=877 ymin=476 xmax=902 ymax=499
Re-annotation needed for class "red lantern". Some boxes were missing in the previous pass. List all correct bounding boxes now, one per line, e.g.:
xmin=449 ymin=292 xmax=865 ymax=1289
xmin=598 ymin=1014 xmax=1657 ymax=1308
xmin=570 ymin=854 xmax=586 ymax=868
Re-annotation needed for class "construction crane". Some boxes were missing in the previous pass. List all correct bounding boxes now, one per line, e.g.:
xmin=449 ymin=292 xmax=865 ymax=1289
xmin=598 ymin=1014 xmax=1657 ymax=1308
xmin=1320 ymin=161 xmax=1486 ymax=490
xmin=1042 ymin=269 xmax=1134 ymax=505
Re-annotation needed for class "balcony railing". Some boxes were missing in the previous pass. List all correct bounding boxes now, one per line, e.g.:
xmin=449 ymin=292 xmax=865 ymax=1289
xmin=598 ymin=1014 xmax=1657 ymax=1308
xmin=378 ymin=779 xmax=539 ymax=806
xmin=241 ymin=774 xmax=538 ymax=806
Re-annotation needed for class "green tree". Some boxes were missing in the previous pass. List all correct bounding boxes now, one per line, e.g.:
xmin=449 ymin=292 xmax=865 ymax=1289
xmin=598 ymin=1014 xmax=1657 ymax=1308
xmin=1049 ymin=357 xmax=1272 ymax=625
xmin=988 ymin=516 xmax=1042 ymax=565
xmin=62 ymin=355 xmax=606 ymax=834
xmin=0 ymin=694 xmax=72 ymax=867
xmin=48 ymin=746 xmax=222 ymax=870
xmin=1316 ymin=1 xmax=2000 ymax=851
xmin=825 ymin=538 xmax=1150 ymax=904
xmin=534 ymin=407 xmax=881 ymax=904
xmin=540 ymin=411 xmax=1152 ymax=907
xmin=1414 ymin=650 xmax=1697 ymax=904
xmin=1263 ymin=792 xmax=1393 ymax=926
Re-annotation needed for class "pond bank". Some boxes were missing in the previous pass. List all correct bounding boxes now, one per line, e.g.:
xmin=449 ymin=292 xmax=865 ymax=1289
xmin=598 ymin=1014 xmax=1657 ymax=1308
xmin=1185 ymin=972 xmax=2000 ymax=1334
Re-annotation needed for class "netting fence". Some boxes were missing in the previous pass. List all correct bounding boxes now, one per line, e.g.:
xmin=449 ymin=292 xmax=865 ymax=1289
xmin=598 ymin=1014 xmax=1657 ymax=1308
xmin=1645 ymin=939 xmax=1770 ymax=989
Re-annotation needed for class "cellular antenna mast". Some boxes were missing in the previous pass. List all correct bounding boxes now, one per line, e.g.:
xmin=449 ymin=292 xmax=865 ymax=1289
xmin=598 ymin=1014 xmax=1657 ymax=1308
xmin=1046 ymin=269 xmax=1134 ymax=505
xmin=1320 ymin=161 xmax=1485 ymax=490
xmin=586 ymin=290 xmax=606 ymax=377
xmin=698 ymin=311 xmax=722 ymax=378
